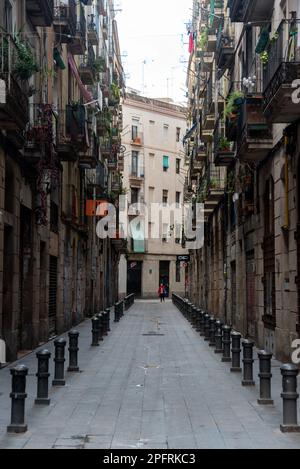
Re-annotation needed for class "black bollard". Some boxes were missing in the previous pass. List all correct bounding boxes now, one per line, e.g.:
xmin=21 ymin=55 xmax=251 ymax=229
xmin=257 ymin=351 xmax=273 ymax=405
xmin=97 ymin=313 xmax=104 ymax=342
xmin=214 ymin=321 xmax=223 ymax=353
xmin=196 ymin=309 xmax=202 ymax=333
xmin=280 ymin=364 xmax=300 ymax=432
xmin=91 ymin=317 xmax=99 ymax=346
xmin=68 ymin=330 xmax=80 ymax=372
xmin=52 ymin=338 xmax=66 ymax=386
xmin=221 ymin=325 xmax=232 ymax=362
xmin=199 ymin=311 xmax=206 ymax=337
xmin=192 ymin=305 xmax=197 ymax=328
xmin=105 ymin=308 xmax=111 ymax=331
xmin=114 ymin=303 xmax=120 ymax=323
xmin=35 ymin=350 xmax=51 ymax=405
xmin=209 ymin=317 xmax=216 ymax=347
xmin=230 ymin=332 xmax=242 ymax=372
xmin=204 ymin=313 xmax=211 ymax=341
xmin=242 ymin=339 xmax=255 ymax=386
xmin=102 ymin=311 xmax=108 ymax=335
xmin=7 ymin=365 xmax=28 ymax=433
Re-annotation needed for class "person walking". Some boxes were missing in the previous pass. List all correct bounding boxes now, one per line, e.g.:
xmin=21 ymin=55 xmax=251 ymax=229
xmin=158 ymin=283 xmax=165 ymax=302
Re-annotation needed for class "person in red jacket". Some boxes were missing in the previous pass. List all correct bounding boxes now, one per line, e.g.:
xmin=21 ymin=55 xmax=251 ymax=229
xmin=158 ymin=284 xmax=165 ymax=302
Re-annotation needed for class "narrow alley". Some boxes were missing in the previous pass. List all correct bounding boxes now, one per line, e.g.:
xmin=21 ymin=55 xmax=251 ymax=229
xmin=0 ymin=300 xmax=300 ymax=450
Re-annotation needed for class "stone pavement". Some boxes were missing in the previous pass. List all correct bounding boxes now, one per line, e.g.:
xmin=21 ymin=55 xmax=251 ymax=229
xmin=0 ymin=299 xmax=300 ymax=449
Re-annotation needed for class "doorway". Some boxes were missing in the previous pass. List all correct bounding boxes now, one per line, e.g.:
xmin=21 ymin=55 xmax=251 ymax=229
xmin=159 ymin=261 xmax=170 ymax=297
xmin=246 ymin=251 xmax=256 ymax=339
xmin=127 ymin=261 xmax=142 ymax=296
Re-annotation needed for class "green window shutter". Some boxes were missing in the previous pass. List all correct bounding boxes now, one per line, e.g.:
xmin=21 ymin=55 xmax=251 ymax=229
xmin=163 ymin=155 xmax=169 ymax=169
xmin=255 ymin=29 xmax=270 ymax=54
xmin=53 ymin=48 xmax=66 ymax=70
xmin=133 ymin=239 xmax=145 ymax=253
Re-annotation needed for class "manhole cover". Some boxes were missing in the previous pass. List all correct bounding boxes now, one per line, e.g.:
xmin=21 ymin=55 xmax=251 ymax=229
xmin=143 ymin=332 xmax=165 ymax=336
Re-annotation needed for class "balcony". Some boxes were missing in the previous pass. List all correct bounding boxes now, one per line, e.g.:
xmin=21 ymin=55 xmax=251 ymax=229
xmin=87 ymin=17 xmax=99 ymax=46
xmin=56 ymin=104 xmax=88 ymax=161
xmin=263 ymin=20 xmax=300 ymax=123
xmin=209 ymin=0 xmax=224 ymax=29
xmin=205 ymin=165 xmax=225 ymax=203
xmin=98 ymin=0 xmax=107 ymax=17
xmin=53 ymin=0 xmax=76 ymax=42
xmin=131 ymin=133 xmax=144 ymax=146
xmin=216 ymin=29 xmax=235 ymax=77
xmin=102 ymin=17 xmax=109 ymax=41
xmin=213 ymin=125 xmax=235 ymax=167
xmin=111 ymin=228 xmax=128 ymax=254
xmin=79 ymin=48 xmax=96 ymax=85
xmin=24 ymin=104 xmax=55 ymax=159
xmin=69 ymin=3 xmax=86 ymax=55
xmin=0 ymin=34 xmax=30 ymax=139
xmin=79 ymin=134 xmax=98 ymax=169
xmin=196 ymin=51 xmax=214 ymax=70
xmin=26 ymin=0 xmax=54 ymax=27
xmin=228 ymin=0 xmax=274 ymax=24
xmin=237 ymin=95 xmax=273 ymax=162
xmin=207 ymin=30 xmax=217 ymax=53
xmin=129 ymin=167 xmax=145 ymax=188
xmin=99 ymin=136 xmax=111 ymax=158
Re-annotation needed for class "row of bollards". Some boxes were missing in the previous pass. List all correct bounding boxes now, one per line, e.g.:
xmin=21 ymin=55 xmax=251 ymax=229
xmin=172 ymin=293 xmax=300 ymax=434
xmin=6 ymin=295 xmax=136 ymax=435
xmin=7 ymin=330 xmax=79 ymax=433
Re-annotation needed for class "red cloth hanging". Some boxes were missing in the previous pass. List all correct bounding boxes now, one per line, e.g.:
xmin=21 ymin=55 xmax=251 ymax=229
xmin=188 ymin=33 xmax=194 ymax=54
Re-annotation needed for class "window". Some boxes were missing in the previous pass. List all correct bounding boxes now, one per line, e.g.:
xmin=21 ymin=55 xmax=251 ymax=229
xmin=176 ymin=127 xmax=181 ymax=142
xmin=131 ymin=188 xmax=139 ymax=204
xmin=163 ymin=155 xmax=169 ymax=172
xmin=132 ymin=125 xmax=138 ymax=141
xmin=176 ymin=261 xmax=181 ymax=282
xmin=131 ymin=151 xmax=139 ymax=176
xmin=176 ymin=159 xmax=181 ymax=174
xmin=162 ymin=223 xmax=168 ymax=242
xmin=176 ymin=192 xmax=181 ymax=205
xmin=5 ymin=0 xmax=12 ymax=33
xmin=149 ymin=120 xmax=155 ymax=125
xmin=162 ymin=190 xmax=168 ymax=206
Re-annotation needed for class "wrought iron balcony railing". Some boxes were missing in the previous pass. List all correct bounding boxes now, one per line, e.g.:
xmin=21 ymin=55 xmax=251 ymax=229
xmin=263 ymin=19 xmax=300 ymax=122
xmin=53 ymin=0 xmax=77 ymax=40
xmin=26 ymin=0 xmax=54 ymax=27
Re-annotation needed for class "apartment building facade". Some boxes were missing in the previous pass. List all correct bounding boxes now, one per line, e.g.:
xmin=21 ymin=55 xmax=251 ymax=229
xmin=185 ymin=0 xmax=300 ymax=361
xmin=0 ymin=0 xmax=125 ymax=361
xmin=119 ymin=92 xmax=188 ymax=299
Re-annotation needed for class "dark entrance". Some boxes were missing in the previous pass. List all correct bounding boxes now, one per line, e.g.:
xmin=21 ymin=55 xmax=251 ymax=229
xmin=231 ymin=261 xmax=236 ymax=328
xmin=49 ymin=256 xmax=58 ymax=337
xmin=246 ymin=251 xmax=256 ymax=339
xmin=127 ymin=261 xmax=142 ymax=296
xmin=262 ymin=178 xmax=276 ymax=330
xmin=159 ymin=261 xmax=170 ymax=297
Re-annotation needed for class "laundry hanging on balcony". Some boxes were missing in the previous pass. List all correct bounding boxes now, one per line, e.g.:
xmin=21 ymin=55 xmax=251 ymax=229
xmin=68 ymin=53 xmax=93 ymax=103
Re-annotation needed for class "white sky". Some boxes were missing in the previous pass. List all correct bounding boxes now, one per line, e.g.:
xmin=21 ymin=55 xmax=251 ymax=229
xmin=116 ymin=0 xmax=192 ymax=105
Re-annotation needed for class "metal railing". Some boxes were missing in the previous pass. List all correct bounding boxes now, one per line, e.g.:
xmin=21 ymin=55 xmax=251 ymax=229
xmin=56 ymin=104 xmax=87 ymax=146
xmin=263 ymin=19 xmax=300 ymax=93
xmin=54 ymin=0 xmax=76 ymax=36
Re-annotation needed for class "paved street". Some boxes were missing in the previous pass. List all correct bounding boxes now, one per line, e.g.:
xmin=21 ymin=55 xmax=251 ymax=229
xmin=0 ymin=299 xmax=300 ymax=449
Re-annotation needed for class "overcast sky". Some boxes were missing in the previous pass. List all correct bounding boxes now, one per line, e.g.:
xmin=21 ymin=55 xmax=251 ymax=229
xmin=116 ymin=0 xmax=192 ymax=105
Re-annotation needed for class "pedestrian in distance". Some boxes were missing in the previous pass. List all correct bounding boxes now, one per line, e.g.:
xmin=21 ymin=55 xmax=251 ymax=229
xmin=158 ymin=284 xmax=165 ymax=302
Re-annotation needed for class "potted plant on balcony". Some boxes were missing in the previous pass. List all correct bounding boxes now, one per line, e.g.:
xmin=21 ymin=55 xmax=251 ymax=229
xmin=14 ymin=35 xmax=39 ymax=81
xmin=224 ymin=90 xmax=244 ymax=121
xmin=198 ymin=27 xmax=208 ymax=51
xmin=218 ymin=137 xmax=231 ymax=152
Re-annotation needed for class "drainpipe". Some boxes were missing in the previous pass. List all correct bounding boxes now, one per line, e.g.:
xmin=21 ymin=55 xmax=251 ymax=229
xmin=284 ymin=135 xmax=290 ymax=231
